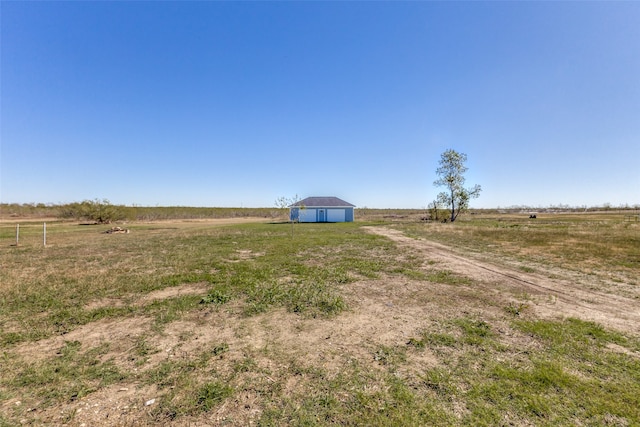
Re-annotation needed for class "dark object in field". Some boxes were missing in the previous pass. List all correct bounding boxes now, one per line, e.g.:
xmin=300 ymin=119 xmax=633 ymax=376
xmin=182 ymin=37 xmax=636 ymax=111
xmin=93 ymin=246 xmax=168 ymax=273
xmin=529 ymin=214 xmax=537 ymax=219
xmin=103 ymin=226 xmax=130 ymax=234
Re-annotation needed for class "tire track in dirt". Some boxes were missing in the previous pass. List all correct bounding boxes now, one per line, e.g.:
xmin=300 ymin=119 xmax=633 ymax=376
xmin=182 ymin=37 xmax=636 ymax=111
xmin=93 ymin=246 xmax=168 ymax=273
xmin=365 ymin=226 xmax=640 ymax=335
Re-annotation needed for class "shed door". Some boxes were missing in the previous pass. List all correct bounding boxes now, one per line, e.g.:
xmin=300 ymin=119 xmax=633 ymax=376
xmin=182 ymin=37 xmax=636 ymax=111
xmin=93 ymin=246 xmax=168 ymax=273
xmin=327 ymin=209 xmax=345 ymax=222
xmin=318 ymin=209 xmax=326 ymax=222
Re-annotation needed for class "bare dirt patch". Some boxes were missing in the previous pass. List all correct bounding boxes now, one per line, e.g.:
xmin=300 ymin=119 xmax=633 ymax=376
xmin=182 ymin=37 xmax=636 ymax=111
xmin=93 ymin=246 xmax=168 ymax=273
xmin=10 ymin=275 xmax=450 ymax=425
xmin=50 ymin=384 xmax=160 ymax=427
xmin=13 ymin=317 xmax=153 ymax=364
xmin=85 ymin=282 xmax=210 ymax=311
xmin=134 ymin=282 xmax=210 ymax=306
xmin=30 ymin=283 xmax=214 ymax=375
xmin=364 ymin=226 xmax=640 ymax=335
xmin=226 ymin=249 xmax=265 ymax=263
xmin=84 ymin=298 xmax=127 ymax=311
xmin=606 ymin=343 xmax=640 ymax=359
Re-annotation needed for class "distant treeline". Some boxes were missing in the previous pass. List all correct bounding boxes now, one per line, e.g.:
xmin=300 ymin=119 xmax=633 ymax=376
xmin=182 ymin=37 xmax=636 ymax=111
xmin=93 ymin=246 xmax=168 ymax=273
xmin=0 ymin=201 xmax=281 ymax=222
xmin=1 ymin=202 xmax=638 ymax=222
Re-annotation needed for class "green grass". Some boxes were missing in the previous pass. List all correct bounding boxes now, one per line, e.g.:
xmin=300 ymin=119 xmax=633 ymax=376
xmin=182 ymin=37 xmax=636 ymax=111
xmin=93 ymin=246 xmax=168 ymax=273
xmin=257 ymin=362 xmax=457 ymax=427
xmin=402 ymin=317 xmax=640 ymax=426
xmin=427 ymin=269 xmax=472 ymax=286
xmin=0 ymin=221 xmax=428 ymax=423
xmin=0 ymin=222 xmax=418 ymax=344
xmin=145 ymin=352 xmax=234 ymax=422
xmin=464 ymin=318 xmax=640 ymax=425
xmin=1 ymin=215 xmax=639 ymax=426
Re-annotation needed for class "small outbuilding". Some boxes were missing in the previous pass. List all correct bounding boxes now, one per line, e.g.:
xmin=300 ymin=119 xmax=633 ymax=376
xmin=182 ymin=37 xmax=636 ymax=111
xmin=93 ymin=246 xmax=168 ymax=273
xmin=289 ymin=196 xmax=355 ymax=223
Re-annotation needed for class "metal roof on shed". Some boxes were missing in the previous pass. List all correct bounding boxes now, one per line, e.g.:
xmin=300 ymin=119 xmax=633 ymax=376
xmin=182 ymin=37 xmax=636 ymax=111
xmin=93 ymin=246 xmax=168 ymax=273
xmin=289 ymin=197 xmax=355 ymax=208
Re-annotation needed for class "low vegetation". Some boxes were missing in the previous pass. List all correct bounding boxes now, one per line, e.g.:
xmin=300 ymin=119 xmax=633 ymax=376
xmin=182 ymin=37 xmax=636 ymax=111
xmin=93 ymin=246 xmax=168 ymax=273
xmin=0 ymin=202 xmax=283 ymax=222
xmin=398 ymin=212 xmax=640 ymax=291
xmin=1 ymin=212 xmax=638 ymax=425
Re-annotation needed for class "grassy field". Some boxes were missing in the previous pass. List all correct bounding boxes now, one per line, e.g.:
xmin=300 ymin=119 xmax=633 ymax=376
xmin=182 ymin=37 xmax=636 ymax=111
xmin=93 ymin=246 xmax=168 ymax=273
xmin=1 ymin=213 xmax=639 ymax=426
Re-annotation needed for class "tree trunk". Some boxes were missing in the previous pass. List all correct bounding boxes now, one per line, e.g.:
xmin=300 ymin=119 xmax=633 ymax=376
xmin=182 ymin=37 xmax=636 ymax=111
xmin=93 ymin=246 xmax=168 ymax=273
xmin=450 ymin=190 xmax=456 ymax=222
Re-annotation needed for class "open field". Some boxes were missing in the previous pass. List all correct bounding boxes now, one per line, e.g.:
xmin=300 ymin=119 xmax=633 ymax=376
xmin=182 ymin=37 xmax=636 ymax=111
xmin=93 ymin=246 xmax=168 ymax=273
xmin=1 ymin=213 xmax=639 ymax=426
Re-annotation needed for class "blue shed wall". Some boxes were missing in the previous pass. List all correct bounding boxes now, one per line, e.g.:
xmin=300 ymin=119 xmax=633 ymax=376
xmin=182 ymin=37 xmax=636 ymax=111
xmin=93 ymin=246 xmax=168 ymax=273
xmin=345 ymin=208 xmax=354 ymax=222
xmin=289 ymin=207 xmax=354 ymax=222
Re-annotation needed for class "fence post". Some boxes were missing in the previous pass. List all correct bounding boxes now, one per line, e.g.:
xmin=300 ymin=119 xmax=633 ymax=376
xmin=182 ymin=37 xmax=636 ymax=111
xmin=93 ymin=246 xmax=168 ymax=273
xmin=44 ymin=222 xmax=47 ymax=247
xmin=16 ymin=224 xmax=20 ymax=246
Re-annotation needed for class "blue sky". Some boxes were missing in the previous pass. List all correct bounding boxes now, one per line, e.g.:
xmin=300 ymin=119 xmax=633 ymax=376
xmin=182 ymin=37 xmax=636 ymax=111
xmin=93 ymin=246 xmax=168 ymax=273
xmin=2 ymin=1 xmax=638 ymax=209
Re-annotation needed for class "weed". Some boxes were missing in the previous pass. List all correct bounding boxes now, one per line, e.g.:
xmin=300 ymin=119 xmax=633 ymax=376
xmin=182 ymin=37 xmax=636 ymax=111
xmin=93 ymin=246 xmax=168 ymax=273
xmin=200 ymin=289 xmax=232 ymax=305
xmin=195 ymin=381 xmax=233 ymax=412
xmin=453 ymin=318 xmax=492 ymax=345
xmin=408 ymin=331 xmax=458 ymax=349
xmin=425 ymin=332 xmax=458 ymax=347
xmin=505 ymin=302 xmax=529 ymax=316
xmin=1 ymin=332 xmax=24 ymax=346
xmin=233 ymin=357 xmax=257 ymax=373
xmin=420 ymin=367 xmax=455 ymax=396
xmin=131 ymin=338 xmax=160 ymax=366
xmin=407 ymin=337 xmax=426 ymax=349
xmin=373 ymin=345 xmax=406 ymax=367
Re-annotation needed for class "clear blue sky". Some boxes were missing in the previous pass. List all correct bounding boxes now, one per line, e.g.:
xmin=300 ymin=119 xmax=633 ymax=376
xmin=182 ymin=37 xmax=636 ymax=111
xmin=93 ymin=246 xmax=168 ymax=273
xmin=2 ymin=1 xmax=639 ymax=209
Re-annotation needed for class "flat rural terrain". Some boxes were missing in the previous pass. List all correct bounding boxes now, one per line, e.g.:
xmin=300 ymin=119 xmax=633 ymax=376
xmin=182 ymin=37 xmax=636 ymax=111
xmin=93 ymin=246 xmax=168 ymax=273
xmin=1 ymin=213 xmax=639 ymax=426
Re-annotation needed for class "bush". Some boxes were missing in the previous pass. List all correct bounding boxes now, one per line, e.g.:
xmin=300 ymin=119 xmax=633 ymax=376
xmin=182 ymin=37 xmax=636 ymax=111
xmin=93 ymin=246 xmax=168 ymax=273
xmin=59 ymin=199 xmax=125 ymax=223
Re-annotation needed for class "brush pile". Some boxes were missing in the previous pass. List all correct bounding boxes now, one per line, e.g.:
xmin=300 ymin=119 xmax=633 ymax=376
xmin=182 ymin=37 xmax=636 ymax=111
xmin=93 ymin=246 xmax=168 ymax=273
xmin=103 ymin=226 xmax=130 ymax=234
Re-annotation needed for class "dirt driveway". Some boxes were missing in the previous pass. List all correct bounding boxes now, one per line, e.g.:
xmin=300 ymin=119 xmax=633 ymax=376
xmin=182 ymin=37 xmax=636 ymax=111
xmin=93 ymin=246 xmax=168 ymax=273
xmin=365 ymin=226 xmax=640 ymax=336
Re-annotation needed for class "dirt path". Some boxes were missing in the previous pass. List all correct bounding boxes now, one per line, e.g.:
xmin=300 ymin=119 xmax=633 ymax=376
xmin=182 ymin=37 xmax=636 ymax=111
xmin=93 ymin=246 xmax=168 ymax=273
xmin=364 ymin=226 xmax=640 ymax=336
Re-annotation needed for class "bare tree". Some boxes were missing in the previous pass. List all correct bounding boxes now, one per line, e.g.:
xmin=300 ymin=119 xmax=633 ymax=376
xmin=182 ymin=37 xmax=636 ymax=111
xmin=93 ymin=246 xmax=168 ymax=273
xmin=275 ymin=194 xmax=302 ymax=237
xmin=275 ymin=194 xmax=299 ymax=221
xmin=434 ymin=149 xmax=482 ymax=222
